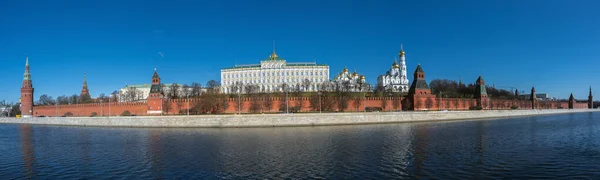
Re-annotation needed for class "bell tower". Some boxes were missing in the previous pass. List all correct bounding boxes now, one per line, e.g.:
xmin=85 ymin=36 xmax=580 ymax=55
xmin=20 ymin=57 xmax=34 ymax=117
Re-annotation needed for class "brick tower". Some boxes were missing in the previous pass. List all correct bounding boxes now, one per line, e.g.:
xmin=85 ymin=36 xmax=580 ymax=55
xmin=147 ymin=68 xmax=164 ymax=115
xmin=474 ymin=76 xmax=489 ymax=109
xmin=20 ymin=57 xmax=34 ymax=118
xmin=515 ymin=89 xmax=519 ymax=100
xmin=81 ymin=73 xmax=89 ymax=97
xmin=530 ymin=87 xmax=537 ymax=109
xmin=79 ymin=73 xmax=91 ymax=103
xmin=589 ymin=87 xmax=593 ymax=109
xmin=407 ymin=64 xmax=435 ymax=110
xmin=569 ymin=93 xmax=575 ymax=109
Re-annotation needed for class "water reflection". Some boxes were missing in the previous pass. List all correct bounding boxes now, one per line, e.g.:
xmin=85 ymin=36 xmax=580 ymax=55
xmin=4 ymin=112 xmax=600 ymax=179
xmin=19 ymin=125 xmax=36 ymax=178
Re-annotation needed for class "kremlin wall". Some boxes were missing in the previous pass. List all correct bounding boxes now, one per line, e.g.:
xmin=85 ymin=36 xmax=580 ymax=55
xmin=22 ymin=57 xmax=592 ymax=117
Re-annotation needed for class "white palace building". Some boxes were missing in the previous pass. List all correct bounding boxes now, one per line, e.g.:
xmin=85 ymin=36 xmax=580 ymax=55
xmin=221 ymin=51 xmax=330 ymax=93
xmin=377 ymin=46 xmax=410 ymax=92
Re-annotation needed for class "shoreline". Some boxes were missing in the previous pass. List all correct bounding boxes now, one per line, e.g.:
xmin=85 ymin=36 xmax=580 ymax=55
xmin=0 ymin=109 xmax=598 ymax=128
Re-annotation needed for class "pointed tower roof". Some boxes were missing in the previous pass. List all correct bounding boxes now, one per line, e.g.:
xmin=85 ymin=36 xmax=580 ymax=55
xmin=23 ymin=56 xmax=31 ymax=81
xmin=475 ymin=76 xmax=488 ymax=97
xmin=152 ymin=68 xmax=160 ymax=79
xmin=569 ymin=93 xmax=574 ymax=100
xmin=414 ymin=64 xmax=424 ymax=73
xmin=83 ymin=72 xmax=88 ymax=87
xmin=590 ymin=86 xmax=593 ymax=96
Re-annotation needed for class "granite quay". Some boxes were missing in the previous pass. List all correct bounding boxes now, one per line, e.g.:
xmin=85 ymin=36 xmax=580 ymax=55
xmin=1 ymin=109 xmax=597 ymax=128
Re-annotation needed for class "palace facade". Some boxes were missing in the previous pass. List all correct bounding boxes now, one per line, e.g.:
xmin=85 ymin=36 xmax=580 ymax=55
xmin=220 ymin=51 xmax=329 ymax=93
xmin=377 ymin=47 xmax=409 ymax=92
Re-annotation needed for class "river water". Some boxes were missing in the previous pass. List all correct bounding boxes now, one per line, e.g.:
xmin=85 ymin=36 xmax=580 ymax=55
xmin=1 ymin=112 xmax=600 ymax=179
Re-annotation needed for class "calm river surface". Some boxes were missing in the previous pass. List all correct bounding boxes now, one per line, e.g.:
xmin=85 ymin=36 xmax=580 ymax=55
xmin=1 ymin=112 xmax=600 ymax=179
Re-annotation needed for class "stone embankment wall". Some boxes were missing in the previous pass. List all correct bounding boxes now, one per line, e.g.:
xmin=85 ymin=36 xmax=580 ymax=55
xmin=2 ymin=109 xmax=597 ymax=128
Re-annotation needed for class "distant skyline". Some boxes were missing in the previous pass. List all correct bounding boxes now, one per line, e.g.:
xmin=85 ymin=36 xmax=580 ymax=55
xmin=2 ymin=0 xmax=600 ymax=103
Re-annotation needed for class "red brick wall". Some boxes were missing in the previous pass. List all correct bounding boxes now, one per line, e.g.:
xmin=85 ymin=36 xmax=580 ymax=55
xmin=31 ymin=98 xmax=590 ymax=117
xmin=33 ymin=102 xmax=148 ymax=117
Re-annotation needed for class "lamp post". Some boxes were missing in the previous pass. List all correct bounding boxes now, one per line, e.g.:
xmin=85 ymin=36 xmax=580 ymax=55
xmin=363 ymin=91 xmax=366 ymax=112
xmin=187 ymin=94 xmax=190 ymax=116
xmin=55 ymin=102 xmax=58 ymax=117
xmin=439 ymin=91 xmax=443 ymax=111
xmin=238 ymin=88 xmax=241 ymax=115
xmin=318 ymin=91 xmax=322 ymax=113
xmin=286 ymin=85 xmax=289 ymax=114
xmin=388 ymin=92 xmax=392 ymax=112
xmin=108 ymin=94 xmax=111 ymax=118
xmin=100 ymin=99 xmax=103 ymax=116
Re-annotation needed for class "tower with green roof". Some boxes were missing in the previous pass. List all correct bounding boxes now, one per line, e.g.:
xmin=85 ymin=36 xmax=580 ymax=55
xmin=474 ymin=76 xmax=488 ymax=109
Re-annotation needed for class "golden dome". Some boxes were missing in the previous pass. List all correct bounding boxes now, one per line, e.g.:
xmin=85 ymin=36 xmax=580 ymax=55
xmin=392 ymin=61 xmax=399 ymax=68
xmin=342 ymin=67 xmax=348 ymax=73
xmin=359 ymin=75 xmax=366 ymax=80
xmin=269 ymin=51 xmax=279 ymax=60
xmin=353 ymin=71 xmax=358 ymax=76
xmin=399 ymin=50 xmax=405 ymax=56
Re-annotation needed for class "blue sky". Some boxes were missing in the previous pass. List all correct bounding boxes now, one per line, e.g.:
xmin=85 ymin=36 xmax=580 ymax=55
xmin=1 ymin=0 xmax=599 ymax=103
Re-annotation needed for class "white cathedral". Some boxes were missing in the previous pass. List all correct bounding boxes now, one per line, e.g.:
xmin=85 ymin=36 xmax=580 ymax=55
xmin=377 ymin=47 xmax=409 ymax=92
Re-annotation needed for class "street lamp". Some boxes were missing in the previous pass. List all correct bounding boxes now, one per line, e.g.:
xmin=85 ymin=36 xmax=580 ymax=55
xmin=187 ymin=94 xmax=190 ymax=116
xmin=363 ymin=91 xmax=366 ymax=112
xmin=108 ymin=94 xmax=111 ymax=118
xmin=285 ymin=85 xmax=289 ymax=114
xmin=318 ymin=91 xmax=322 ymax=113
xmin=238 ymin=88 xmax=241 ymax=115
xmin=388 ymin=92 xmax=392 ymax=112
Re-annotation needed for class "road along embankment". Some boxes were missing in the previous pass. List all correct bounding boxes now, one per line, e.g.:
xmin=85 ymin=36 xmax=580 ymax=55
xmin=0 ymin=109 xmax=598 ymax=128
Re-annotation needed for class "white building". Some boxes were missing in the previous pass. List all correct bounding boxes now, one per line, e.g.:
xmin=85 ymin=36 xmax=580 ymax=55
xmin=377 ymin=47 xmax=409 ymax=92
xmin=118 ymin=83 xmax=200 ymax=102
xmin=221 ymin=51 xmax=330 ymax=93
xmin=332 ymin=67 xmax=370 ymax=92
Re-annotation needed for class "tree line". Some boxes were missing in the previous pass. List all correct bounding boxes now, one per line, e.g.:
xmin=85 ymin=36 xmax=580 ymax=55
xmin=429 ymin=79 xmax=517 ymax=99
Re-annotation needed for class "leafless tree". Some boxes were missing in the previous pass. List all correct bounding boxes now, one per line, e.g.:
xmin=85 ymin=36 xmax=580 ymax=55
xmin=181 ymin=84 xmax=191 ymax=98
xmin=191 ymin=82 xmax=203 ymax=97
xmin=302 ymin=79 xmax=312 ymax=92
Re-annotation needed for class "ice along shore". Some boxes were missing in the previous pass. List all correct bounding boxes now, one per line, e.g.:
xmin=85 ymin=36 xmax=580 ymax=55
xmin=0 ymin=109 xmax=598 ymax=128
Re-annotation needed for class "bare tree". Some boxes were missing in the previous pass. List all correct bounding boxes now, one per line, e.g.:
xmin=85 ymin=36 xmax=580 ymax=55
xmin=381 ymin=97 xmax=388 ymax=111
xmin=425 ymin=97 xmax=434 ymax=110
xmin=302 ymin=79 xmax=312 ymax=92
xmin=261 ymin=93 xmax=273 ymax=112
xmin=181 ymin=84 xmax=191 ymax=98
xmin=37 ymin=94 xmax=56 ymax=105
xmin=191 ymin=82 xmax=203 ymax=97
xmin=352 ymin=97 xmax=361 ymax=111
xmin=206 ymin=80 xmax=220 ymax=94
xmin=169 ymin=83 xmax=181 ymax=99
xmin=453 ymin=99 xmax=459 ymax=110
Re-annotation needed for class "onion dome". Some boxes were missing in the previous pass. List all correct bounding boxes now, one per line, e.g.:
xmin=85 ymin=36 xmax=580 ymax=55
xmin=359 ymin=75 xmax=366 ymax=80
xmin=392 ymin=60 xmax=399 ymax=69
xmin=342 ymin=67 xmax=348 ymax=73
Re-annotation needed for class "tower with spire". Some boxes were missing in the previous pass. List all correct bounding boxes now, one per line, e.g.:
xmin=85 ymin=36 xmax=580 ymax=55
xmin=569 ymin=93 xmax=575 ymax=109
xmin=531 ymin=87 xmax=537 ymax=109
xmin=377 ymin=44 xmax=410 ymax=92
xmin=79 ymin=73 xmax=91 ymax=103
xmin=147 ymin=68 xmax=164 ymax=115
xmin=20 ymin=57 xmax=34 ymax=117
xmin=589 ymin=87 xmax=593 ymax=109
